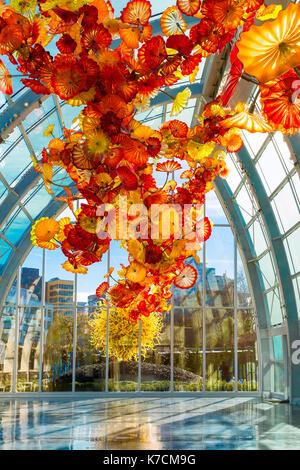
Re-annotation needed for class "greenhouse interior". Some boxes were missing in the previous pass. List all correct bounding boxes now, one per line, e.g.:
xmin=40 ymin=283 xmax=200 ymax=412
xmin=0 ymin=0 xmax=299 ymax=453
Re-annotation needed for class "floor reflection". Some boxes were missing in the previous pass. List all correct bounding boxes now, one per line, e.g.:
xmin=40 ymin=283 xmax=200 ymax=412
xmin=0 ymin=397 xmax=300 ymax=450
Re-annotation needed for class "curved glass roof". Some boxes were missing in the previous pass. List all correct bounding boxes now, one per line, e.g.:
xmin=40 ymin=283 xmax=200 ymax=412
xmin=0 ymin=3 xmax=299 ymax=396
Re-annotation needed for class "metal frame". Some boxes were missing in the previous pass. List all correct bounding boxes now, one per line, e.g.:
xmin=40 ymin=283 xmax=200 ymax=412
xmin=236 ymin=145 xmax=299 ymax=401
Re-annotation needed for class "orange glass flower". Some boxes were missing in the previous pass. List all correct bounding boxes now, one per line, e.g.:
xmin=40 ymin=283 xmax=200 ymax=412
xmin=237 ymin=2 xmax=300 ymax=83
xmin=177 ymin=0 xmax=201 ymax=16
xmin=156 ymin=160 xmax=182 ymax=173
xmin=0 ymin=59 xmax=12 ymax=94
xmin=260 ymin=70 xmax=300 ymax=135
xmin=161 ymin=6 xmax=187 ymax=37
xmin=32 ymin=218 xmax=60 ymax=242
xmin=120 ymin=0 xmax=151 ymax=26
xmin=221 ymin=103 xmax=273 ymax=133
xmin=202 ymin=0 xmax=244 ymax=31
xmin=126 ymin=261 xmax=147 ymax=283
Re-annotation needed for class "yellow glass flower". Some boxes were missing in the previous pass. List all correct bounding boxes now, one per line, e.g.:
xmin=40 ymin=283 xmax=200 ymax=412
xmin=43 ymin=124 xmax=55 ymax=137
xmin=127 ymin=240 xmax=145 ymax=264
xmin=126 ymin=261 xmax=147 ymax=283
xmin=89 ymin=303 xmax=163 ymax=361
xmin=187 ymin=140 xmax=215 ymax=160
xmin=87 ymin=131 xmax=110 ymax=155
xmin=171 ymin=87 xmax=191 ymax=117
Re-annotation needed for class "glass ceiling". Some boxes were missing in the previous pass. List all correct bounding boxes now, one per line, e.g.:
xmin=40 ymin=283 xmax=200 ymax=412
xmin=0 ymin=6 xmax=299 ymax=339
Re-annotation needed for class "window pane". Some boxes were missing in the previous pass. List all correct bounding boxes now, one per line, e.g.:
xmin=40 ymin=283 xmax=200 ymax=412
xmin=292 ymin=276 xmax=300 ymax=320
xmin=237 ymin=248 xmax=252 ymax=307
xmin=76 ymin=253 xmax=108 ymax=392
xmin=141 ymin=310 xmax=170 ymax=392
xmin=43 ymin=249 xmax=74 ymax=391
xmin=237 ymin=309 xmax=258 ymax=391
xmin=174 ymin=308 xmax=202 ymax=391
xmin=17 ymin=306 xmax=41 ymax=392
xmin=0 ymin=304 xmax=16 ymax=392
xmin=242 ymin=130 xmax=267 ymax=157
xmin=225 ymin=154 xmax=243 ymax=193
xmin=257 ymin=251 xmax=277 ymax=291
xmin=247 ymin=216 xmax=268 ymax=257
xmin=0 ymin=239 xmax=13 ymax=275
xmin=256 ymin=143 xmax=286 ymax=195
xmin=206 ymin=308 xmax=234 ymax=391
xmin=206 ymin=190 xmax=228 ymax=224
xmin=283 ymin=226 xmax=300 ymax=275
xmin=273 ymin=335 xmax=283 ymax=360
xmin=271 ymin=183 xmax=300 ymax=233
xmin=264 ymin=288 xmax=283 ymax=326
xmin=235 ymin=184 xmax=257 ymax=224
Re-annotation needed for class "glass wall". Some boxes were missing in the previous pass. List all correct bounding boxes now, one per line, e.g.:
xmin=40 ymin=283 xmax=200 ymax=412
xmin=0 ymin=191 xmax=258 ymax=393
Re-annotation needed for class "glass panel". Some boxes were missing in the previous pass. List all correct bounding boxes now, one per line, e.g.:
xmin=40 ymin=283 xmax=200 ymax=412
xmin=271 ymin=133 xmax=295 ymax=173
xmin=256 ymin=144 xmax=286 ymax=195
xmin=0 ymin=239 xmax=13 ymax=275
xmin=206 ymin=190 xmax=228 ymax=224
xmin=273 ymin=335 xmax=283 ymax=360
xmin=1 ymin=207 xmax=31 ymax=247
xmin=257 ymin=251 xmax=277 ymax=291
xmin=247 ymin=216 xmax=268 ymax=257
xmin=0 ymin=304 xmax=16 ymax=392
xmin=76 ymin=254 xmax=108 ymax=392
xmin=206 ymin=308 xmax=234 ymax=391
xmin=174 ymin=308 xmax=202 ymax=391
xmin=43 ymin=249 xmax=74 ymax=391
xmin=141 ymin=309 xmax=170 ymax=392
xmin=274 ymin=362 xmax=285 ymax=394
xmin=226 ymin=153 xmax=242 ymax=193
xmin=17 ymin=306 xmax=41 ymax=392
xmin=237 ymin=248 xmax=252 ymax=307
xmin=237 ymin=309 xmax=258 ymax=391
xmin=76 ymin=305 xmax=106 ymax=392
xmin=27 ymin=111 xmax=61 ymax=157
xmin=0 ymin=135 xmax=31 ymax=186
xmin=292 ymin=173 xmax=300 ymax=202
xmin=271 ymin=182 xmax=300 ymax=233
xmin=0 ymin=127 xmax=21 ymax=160
xmin=242 ymin=130 xmax=268 ymax=157
xmin=0 ymin=180 xmax=8 ymax=205
xmin=283 ymin=226 xmax=300 ymax=276
xmin=206 ymin=227 xmax=234 ymax=307
xmin=264 ymin=288 xmax=283 ymax=326
xmin=235 ymin=184 xmax=257 ymax=224
xmin=23 ymin=184 xmax=53 ymax=220
xmin=292 ymin=276 xmax=300 ymax=320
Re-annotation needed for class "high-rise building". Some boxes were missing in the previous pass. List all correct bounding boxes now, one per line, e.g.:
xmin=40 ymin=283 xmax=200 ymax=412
xmin=46 ymin=278 xmax=74 ymax=317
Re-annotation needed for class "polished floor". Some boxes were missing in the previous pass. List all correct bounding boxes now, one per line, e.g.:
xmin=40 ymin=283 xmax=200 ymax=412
xmin=0 ymin=397 xmax=300 ymax=450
